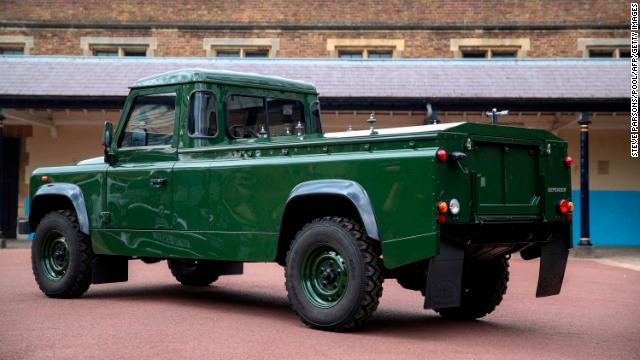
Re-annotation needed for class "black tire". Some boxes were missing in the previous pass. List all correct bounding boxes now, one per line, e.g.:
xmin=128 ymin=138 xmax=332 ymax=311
xmin=434 ymin=256 xmax=509 ymax=320
xmin=167 ymin=259 xmax=220 ymax=286
xmin=285 ymin=216 xmax=384 ymax=332
xmin=31 ymin=210 xmax=94 ymax=298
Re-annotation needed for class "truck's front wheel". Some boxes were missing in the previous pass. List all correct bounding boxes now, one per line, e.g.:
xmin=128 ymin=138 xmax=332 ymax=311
xmin=434 ymin=256 xmax=509 ymax=320
xmin=31 ymin=210 xmax=94 ymax=298
xmin=285 ymin=217 xmax=383 ymax=332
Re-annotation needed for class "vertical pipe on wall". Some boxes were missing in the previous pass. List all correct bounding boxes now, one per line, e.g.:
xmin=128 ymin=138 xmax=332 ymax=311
xmin=578 ymin=112 xmax=592 ymax=246
xmin=0 ymin=108 xmax=5 ymax=248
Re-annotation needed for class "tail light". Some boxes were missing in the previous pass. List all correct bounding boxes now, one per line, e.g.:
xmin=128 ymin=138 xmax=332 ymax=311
xmin=558 ymin=199 xmax=574 ymax=215
xmin=558 ymin=200 xmax=569 ymax=214
xmin=436 ymin=149 xmax=447 ymax=162
xmin=437 ymin=201 xmax=448 ymax=214
xmin=564 ymin=156 xmax=573 ymax=167
xmin=437 ymin=201 xmax=448 ymax=223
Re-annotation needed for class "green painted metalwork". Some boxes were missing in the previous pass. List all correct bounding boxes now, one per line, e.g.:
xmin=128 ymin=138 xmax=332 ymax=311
xmin=28 ymin=71 xmax=572 ymax=270
xmin=301 ymin=244 xmax=348 ymax=308
xmin=41 ymin=232 xmax=69 ymax=281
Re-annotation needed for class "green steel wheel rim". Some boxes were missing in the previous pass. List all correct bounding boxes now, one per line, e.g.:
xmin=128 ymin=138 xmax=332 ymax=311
xmin=41 ymin=232 xmax=70 ymax=281
xmin=301 ymin=245 xmax=349 ymax=308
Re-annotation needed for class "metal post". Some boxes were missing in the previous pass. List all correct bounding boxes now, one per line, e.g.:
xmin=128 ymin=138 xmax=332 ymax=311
xmin=578 ymin=112 xmax=592 ymax=246
xmin=0 ymin=108 xmax=5 ymax=249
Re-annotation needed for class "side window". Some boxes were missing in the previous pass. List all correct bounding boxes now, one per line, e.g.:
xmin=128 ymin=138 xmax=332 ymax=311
xmin=226 ymin=95 xmax=266 ymax=139
xmin=266 ymin=98 xmax=304 ymax=136
xmin=188 ymin=91 xmax=217 ymax=137
xmin=310 ymin=101 xmax=322 ymax=134
xmin=119 ymin=93 xmax=176 ymax=148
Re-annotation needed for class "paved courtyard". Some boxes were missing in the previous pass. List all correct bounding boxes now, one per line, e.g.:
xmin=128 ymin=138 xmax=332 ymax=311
xmin=0 ymin=249 xmax=638 ymax=359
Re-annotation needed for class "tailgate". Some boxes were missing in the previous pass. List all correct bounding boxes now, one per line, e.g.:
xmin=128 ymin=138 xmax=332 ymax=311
xmin=473 ymin=140 xmax=541 ymax=217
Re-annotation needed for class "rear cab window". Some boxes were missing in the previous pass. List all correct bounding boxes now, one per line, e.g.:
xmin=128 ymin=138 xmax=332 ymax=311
xmin=224 ymin=93 xmax=308 ymax=141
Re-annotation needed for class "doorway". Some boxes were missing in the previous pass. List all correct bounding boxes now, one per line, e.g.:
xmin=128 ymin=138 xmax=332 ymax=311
xmin=1 ymin=137 xmax=20 ymax=239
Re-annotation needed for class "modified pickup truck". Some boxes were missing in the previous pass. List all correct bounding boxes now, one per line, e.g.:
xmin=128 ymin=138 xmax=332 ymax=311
xmin=20 ymin=69 xmax=573 ymax=331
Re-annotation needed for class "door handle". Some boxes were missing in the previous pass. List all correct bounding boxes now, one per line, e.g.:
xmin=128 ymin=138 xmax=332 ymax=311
xmin=150 ymin=178 xmax=167 ymax=187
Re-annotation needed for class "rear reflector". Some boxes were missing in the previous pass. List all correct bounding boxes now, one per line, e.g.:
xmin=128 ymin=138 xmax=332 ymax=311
xmin=564 ymin=156 xmax=573 ymax=167
xmin=436 ymin=149 xmax=447 ymax=161
xmin=437 ymin=215 xmax=446 ymax=223
xmin=566 ymin=213 xmax=573 ymax=221
xmin=558 ymin=199 xmax=569 ymax=214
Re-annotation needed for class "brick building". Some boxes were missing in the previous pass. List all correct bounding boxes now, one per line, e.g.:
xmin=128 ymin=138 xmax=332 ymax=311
xmin=0 ymin=0 xmax=635 ymax=245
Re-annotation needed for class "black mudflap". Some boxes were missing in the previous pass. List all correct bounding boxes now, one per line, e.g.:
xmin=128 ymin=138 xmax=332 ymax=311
xmin=92 ymin=255 xmax=129 ymax=284
xmin=536 ymin=236 xmax=569 ymax=297
xmin=424 ymin=239 xmax=464 ymax=309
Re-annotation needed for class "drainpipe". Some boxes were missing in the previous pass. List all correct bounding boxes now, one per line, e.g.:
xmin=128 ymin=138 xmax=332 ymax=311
xmin=0 ymin=107 xmax=5 ymax=248
xmin=577 ymin=112 xmax=592 ymax=247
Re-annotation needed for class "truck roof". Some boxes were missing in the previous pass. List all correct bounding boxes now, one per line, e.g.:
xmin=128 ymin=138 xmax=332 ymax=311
xmin=131 ymin=68 xmax=318 ymax=94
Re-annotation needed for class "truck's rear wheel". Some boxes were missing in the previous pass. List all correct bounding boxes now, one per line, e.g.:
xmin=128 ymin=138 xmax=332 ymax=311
xmin=31 ymin=210 xmax=94 ymax=298
xmin=285 ymin=216 xmax=383 ymax=332
xmin=167 ymin=259 xmax=220 ymax=286
xmin=434 ymin=256 xmax=509 ymax=320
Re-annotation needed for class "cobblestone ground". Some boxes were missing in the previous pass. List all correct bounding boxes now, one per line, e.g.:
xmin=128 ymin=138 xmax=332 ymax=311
xmin=0 ymin=249 xmax=638 ymax=359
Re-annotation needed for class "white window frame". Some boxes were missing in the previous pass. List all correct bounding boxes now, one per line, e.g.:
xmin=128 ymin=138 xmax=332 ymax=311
xmin=578 ymin=38 xmax=630 ymax=58
xmin=203 ymin=38 xmax=279 ymax=58
xmin=450 ymin=38 xmax=530 ymax=59
xmin=0 ymin=35 xmax=34 ymax=55
xmin=327 ymin=39 xmax=404 ymax=59
xmin=80 ymin=36 xmax=157 ymax=57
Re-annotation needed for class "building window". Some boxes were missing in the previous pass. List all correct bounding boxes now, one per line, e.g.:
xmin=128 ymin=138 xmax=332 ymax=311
xmin=80 ymin=37 xmax=157 ymax=57
xmin=211 ymin=47 xmax=270 ymax=58
xmin=451 ymin=39 xmax=530 ymax=59
xmin=92 ymin=46 xmax=149 ymax=57
xmin=460 ymin=47 xmax=518 ymax=59
xmin=0 ymin=36 xmax=34 ymax=55
xmin=203 ymin=38 xmax=279 ymax=58
xmin=327 ymin=39 xmax=404 ymax=59
xmin=587 ymin=46 xmax=630 ymax=58
xmin=578 ymin=38 xmax=630 ymax=58
xmin=337 ymin=48 xmax=393 ymax=60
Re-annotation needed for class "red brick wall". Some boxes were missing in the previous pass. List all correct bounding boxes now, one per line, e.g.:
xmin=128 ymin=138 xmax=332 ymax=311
xmin=0 ymin=0 xmax=628 ymax=25
xmin=0 ymin=1 xmax=630 ymax=58
xmin=0 ymin=28 xmax=629 ymax=58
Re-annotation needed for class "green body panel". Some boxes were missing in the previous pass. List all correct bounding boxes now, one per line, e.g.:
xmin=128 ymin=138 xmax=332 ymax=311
xmin=28 ymin=70 xmax=572 ymax=270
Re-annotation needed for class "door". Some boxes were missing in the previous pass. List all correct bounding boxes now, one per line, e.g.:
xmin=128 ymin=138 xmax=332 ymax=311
xmin=474 ymin=141 xmax=541 ymax=216
xmin=106 ymin=88 xmax=179 ymax=230
xmin=1 ymin=138 xmax=20 ymax=238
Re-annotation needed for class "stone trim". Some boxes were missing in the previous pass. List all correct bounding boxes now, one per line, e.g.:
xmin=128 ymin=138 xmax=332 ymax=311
xmin=450 ymin=38 xmax=530 ymax=58
xmin=327 ymin=38 xmax=405 ymax=58
xmin=0 ymin=35 xmax=34 ymax=55
xmin=203 ymin=38 xmax=280 ymax=58
xmin=577 ymin=38 xmax=630 ymax=58
xmin=80 ymin=36 xmax=157 ymax=56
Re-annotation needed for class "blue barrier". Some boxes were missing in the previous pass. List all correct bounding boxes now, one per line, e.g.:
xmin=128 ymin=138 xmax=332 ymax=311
xmin=571 ymin=190 xmax=640 ymax=246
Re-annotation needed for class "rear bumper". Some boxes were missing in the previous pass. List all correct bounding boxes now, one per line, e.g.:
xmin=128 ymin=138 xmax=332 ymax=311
xmin=17 ymin=219 xmax=30 ymax=235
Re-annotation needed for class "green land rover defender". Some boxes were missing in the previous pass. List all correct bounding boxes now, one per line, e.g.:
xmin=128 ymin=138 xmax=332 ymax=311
xmin=20 ymin=69 xmax=573 ymax=331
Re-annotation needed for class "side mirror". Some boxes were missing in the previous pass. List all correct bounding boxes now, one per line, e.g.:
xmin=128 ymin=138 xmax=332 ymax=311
xmin=103 ymin=121 xmax=114 ymax=164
